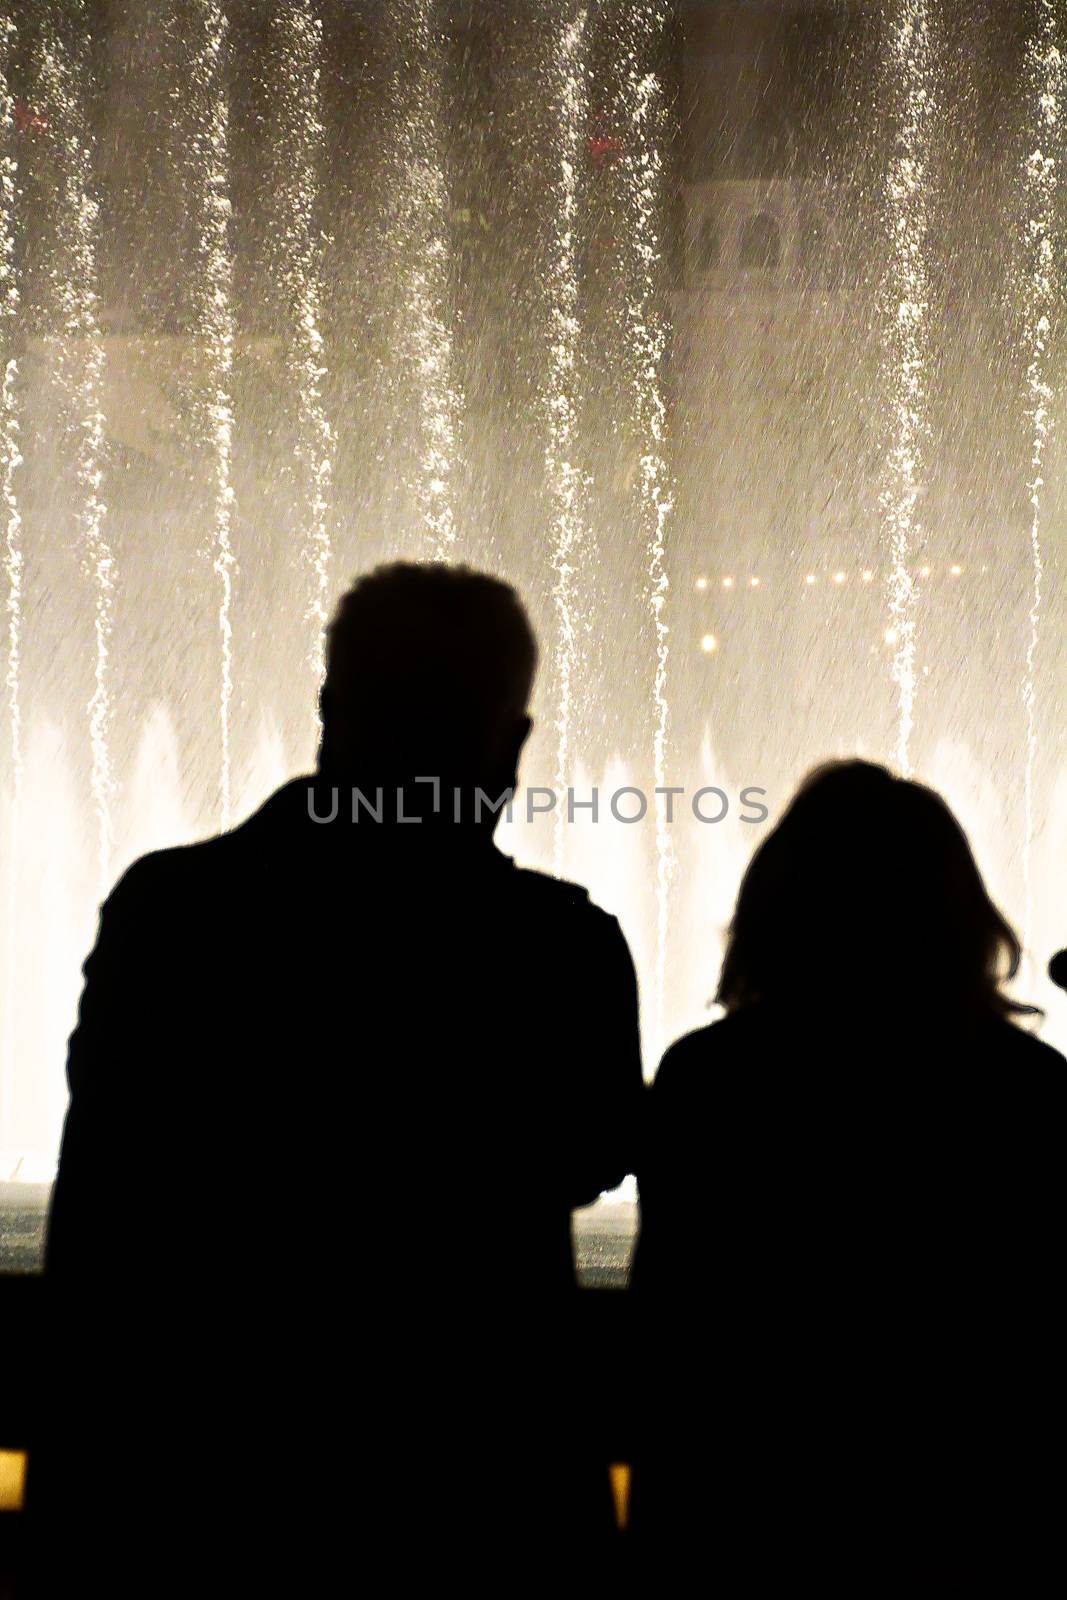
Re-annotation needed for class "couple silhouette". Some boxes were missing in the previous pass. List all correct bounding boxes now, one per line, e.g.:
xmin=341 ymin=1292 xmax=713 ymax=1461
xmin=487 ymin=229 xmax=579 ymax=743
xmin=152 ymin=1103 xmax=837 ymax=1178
xmin=30 ymin=564 xmax=1065 ymax=1593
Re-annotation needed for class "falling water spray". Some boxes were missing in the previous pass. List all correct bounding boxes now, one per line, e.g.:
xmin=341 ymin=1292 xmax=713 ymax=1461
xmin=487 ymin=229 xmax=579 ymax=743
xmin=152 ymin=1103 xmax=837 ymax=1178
xmin=38 ymin=3 xmax=114 ymax=886
xmin=1 ymin=15 xmax=18 ymax=798
xmin=617 ymin=0 xmax=675 ymax=1059
xmin=270 ymin=1 xmax=334 ymax=716
xmin=186 ymin=1 xmax=237 ymax=827
xmin=1019 ymin=1 xmax=1063 ymax=955
xmin=1 ymin=12 xmax=20 ymax=1141
xmin=877 ymin=0 xmax=933 ymax=777
xmin=388 ymin=0 xmax=461 ymax=558
xmin=541 ymin=5 xmax=590 ymax=876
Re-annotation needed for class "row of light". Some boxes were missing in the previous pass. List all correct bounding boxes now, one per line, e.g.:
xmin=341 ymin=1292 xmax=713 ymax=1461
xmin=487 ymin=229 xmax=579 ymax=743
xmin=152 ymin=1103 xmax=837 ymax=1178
xmin=696 ymin=564 xmax=981 ymax=591
xmin=702 ymin=625 xmax=906 ymax=654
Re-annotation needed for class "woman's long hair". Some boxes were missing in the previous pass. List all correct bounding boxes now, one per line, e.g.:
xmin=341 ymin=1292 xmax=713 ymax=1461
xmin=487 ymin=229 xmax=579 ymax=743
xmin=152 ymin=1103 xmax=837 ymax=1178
xmin=717 ymin=760 xmax=1033 ymax=1019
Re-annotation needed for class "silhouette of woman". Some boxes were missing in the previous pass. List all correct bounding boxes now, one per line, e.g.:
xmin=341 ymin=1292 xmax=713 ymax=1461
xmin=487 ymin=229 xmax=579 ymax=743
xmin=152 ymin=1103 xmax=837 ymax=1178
xmin=631 ymin=760 xmax=1065 ymax=1587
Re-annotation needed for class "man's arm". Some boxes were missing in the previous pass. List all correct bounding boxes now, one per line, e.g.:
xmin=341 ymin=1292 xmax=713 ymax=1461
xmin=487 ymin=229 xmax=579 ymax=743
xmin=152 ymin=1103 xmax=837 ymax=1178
xmin=563 ymin=912 xmax=644 ymax=1208
xmin=45 ymin=863 xmax=153 ymax=1281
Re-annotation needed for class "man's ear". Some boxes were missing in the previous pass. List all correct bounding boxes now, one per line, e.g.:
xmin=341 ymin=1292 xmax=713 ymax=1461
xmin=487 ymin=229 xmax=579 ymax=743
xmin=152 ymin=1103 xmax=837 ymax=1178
xmin=315 ymin=685 xmax=332 ymax=768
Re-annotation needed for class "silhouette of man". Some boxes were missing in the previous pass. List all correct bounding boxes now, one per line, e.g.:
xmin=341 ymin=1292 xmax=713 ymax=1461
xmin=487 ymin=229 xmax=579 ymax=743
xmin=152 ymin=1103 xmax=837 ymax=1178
xmin=34 ymin=564 xmax=642 ymax=1593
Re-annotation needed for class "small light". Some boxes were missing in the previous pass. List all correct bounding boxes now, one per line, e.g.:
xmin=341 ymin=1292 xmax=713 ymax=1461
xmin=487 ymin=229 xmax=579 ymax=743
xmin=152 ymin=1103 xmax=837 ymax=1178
xmin=805 ymin=574 xmax=816 ymax=586
xmin=950 ymin=564 xmax=962 ymax=576
xmin=920 ymin=565 xmax=931 ymax=578
xmin=862 ymin=569 xmax=874 ymax=582
xmin=833 ymin=571 xmax=846 ymax=584
xmin=722 ymin=577 xmax=734 ymax=589
xmin=701 ymin=633 xmax=718 ymax=653
xmin=884 ymin=627 xmax=898 ymax=645
xmin=749 ymin=576 xmax=760 ymax=588
xmin=695 ymin=576 xmax=708 ymax=590
xmin=0 ymin=1450 xmax=27 ymax=1513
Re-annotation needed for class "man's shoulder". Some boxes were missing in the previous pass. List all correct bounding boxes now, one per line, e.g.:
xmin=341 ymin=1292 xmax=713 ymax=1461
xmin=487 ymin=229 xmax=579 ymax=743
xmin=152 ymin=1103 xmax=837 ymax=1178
xmin=106 ymin=782 xmax=302 ymax=909
xmin=505 ymin=862 xmax=619 ymax=929
xmin=499 ymin=863 xmax=636 ymax=974
xmin=507 ymin=861 xmax=589 ymax=904
xmin=104 ymin=824 xmax=255 ymax=920
xmin=109 ymin=841 xmax=195 ymax=895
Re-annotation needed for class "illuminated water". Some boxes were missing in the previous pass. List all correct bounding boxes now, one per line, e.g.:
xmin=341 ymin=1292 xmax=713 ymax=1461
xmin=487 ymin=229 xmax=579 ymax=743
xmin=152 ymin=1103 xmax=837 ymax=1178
xmin=389 ymin=0 xmax=461 ymax=559
xmin=1 ymin=15 xmax=20 ymax=1145
xmin=612 ymin=1 xmax=676 ymax=1061
xmin=541 ymin=3 xmax=589 ymax=877
xmin=269 ymin=0 xmax=334 ymax=713
xmin=184 ymin=0 xmax=238 ymax=828
xmin=38 ymin=5 xmax=115 ymax=884
xmin=877 ymin=0 xmax=933 ymax=777
xmin=1019 ymin=3 xmax=1062 ymax=955
xmin=1 ymin=3 xmax=1066 ymax=1178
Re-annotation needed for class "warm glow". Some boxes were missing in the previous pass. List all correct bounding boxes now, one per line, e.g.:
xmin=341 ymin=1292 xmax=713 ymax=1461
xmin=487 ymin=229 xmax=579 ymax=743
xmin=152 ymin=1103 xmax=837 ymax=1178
xmin=695 ymin=575 xmax=707 ymax=589
xmin=721 ymin=576 xmax=734 ymax=589
xmin=701 ymin=633 xmax=718 ymax=653
xmin=749 ymin=576 xmax=760 ymax=587
xmin=833 ymin=571 xmax=846 ymax=584
xmin=609 ymin=1462 xmax=631 ymax=1531
xmin=805 ymin=573 xmax=816 ymax=585
xmin=862 ymin=569 xmax=874 ymax=582
xmin=0 ymin=1450 xmax=27 ymax=1512
xmin=950 ymin=564 xmax=962 ymax=576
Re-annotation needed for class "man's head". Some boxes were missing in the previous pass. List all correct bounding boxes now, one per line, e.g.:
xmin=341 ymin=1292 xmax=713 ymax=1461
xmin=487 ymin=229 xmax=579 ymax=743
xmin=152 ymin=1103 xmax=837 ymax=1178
xmin=319 ymin=563 xmax=538 ymax=804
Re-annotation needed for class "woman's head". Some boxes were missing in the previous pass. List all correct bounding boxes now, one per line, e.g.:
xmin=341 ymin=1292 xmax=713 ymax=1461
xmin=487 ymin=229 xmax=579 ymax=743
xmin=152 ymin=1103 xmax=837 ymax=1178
xmin=717 ymin=760 xmax=1028 ymax=1018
